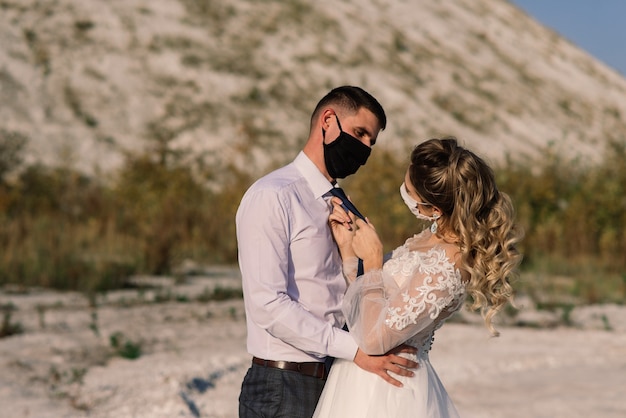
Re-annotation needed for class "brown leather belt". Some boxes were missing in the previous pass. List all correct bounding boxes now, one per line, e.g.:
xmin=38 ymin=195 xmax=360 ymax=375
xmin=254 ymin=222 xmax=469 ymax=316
xmin=252 ymin=356 xmax=327 ymax=379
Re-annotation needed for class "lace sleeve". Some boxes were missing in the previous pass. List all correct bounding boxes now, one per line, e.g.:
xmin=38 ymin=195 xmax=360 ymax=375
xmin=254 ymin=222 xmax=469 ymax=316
xmin=342 ymin=247 xmax=465 ymax=355
xmin=342 ymin=256 xmax=359 ymax=284
xmin=341 ymin=252 xmax=393 ymax=284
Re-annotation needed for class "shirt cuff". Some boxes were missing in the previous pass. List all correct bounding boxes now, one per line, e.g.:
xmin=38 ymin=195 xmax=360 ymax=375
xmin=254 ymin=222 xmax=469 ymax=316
xmin=330 ymin=327 xmax=359 ymax=360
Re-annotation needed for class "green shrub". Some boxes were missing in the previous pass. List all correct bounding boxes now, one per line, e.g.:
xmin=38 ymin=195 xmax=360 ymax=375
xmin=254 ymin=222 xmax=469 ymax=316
xmin=109 ymin=331 xmax=142 ymax=360
xmin=0 ymin=303 xmax=23 ymax=338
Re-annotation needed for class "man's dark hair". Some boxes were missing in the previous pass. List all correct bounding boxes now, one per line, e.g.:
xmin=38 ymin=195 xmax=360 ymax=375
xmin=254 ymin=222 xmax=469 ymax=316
xmin=310 ymin=86 xmax=387 ymax=131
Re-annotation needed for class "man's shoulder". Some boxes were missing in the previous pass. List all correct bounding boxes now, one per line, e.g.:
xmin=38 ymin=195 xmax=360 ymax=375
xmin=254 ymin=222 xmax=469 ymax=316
xmin=250 ymin=163 xmax=302 ymax=192
xmin=237 ymin=163 xmax=304 ymax=222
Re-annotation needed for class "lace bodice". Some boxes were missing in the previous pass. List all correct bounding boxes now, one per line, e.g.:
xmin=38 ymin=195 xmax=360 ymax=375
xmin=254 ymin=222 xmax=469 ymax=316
xmin=342 ymin=235 xmax=466 ymax=356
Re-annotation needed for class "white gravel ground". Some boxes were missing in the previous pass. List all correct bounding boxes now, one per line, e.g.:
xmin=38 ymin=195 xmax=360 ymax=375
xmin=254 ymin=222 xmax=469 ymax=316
xmin=1 ymin=268 xmax=625 ymax=418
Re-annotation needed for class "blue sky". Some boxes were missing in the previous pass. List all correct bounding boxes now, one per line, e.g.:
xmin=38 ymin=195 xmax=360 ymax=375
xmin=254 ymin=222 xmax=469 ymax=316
xmin=510 ymin=0 xmax=626 ymax=76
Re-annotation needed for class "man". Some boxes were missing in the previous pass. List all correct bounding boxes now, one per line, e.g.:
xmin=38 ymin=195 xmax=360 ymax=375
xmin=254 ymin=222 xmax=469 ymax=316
xmin=236 ymin=86 xmax=417 ymax=418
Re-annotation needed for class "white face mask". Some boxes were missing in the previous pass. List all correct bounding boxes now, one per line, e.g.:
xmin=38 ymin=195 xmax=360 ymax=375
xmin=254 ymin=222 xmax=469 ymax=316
xmin=400 ymin=182 xmax=438 ymax=222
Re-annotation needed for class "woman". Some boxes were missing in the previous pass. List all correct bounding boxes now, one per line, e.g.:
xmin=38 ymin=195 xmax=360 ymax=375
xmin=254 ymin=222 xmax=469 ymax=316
xmin=313 ymin=137 xmax=523 ymax=417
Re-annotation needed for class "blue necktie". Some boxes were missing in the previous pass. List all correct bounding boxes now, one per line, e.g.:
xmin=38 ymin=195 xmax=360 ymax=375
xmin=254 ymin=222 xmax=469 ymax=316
xmin=328 ymin=187 xmax=366 ymax=221
xmin=329 ymin=187 xmax=365 ymax=276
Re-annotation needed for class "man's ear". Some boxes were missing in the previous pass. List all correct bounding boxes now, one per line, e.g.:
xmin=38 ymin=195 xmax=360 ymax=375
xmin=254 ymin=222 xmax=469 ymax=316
xmin=321 ymin=109 xmax=341 ymax=143
xmin=321 ymin=108 xmax=336 ymax=130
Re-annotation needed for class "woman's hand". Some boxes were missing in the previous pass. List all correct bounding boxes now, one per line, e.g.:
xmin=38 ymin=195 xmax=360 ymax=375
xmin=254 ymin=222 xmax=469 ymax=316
xmin=329 ymin=197 xmax=356 ymax=257
xmin=352 ymin=218 xmax=383 ymax=271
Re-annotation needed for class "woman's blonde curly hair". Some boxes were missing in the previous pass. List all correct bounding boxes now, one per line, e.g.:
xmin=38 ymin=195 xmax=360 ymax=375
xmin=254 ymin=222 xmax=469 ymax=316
xmin=409 ymin=137 xmax=524 ymax=335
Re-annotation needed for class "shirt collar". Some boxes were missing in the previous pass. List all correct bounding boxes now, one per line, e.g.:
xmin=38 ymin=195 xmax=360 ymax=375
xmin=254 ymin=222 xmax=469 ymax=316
xmin=293 ymin=152 xmax=334 ymax=200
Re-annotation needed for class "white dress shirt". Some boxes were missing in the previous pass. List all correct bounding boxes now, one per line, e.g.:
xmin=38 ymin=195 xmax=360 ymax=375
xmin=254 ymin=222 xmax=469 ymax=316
xmin=236 ymin=151 xmax=358 ymax=363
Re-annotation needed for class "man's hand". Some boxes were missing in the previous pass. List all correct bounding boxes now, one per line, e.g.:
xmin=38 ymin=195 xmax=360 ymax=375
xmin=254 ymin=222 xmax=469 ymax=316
xmin=353 ymin=345 xmax=419 ymax=387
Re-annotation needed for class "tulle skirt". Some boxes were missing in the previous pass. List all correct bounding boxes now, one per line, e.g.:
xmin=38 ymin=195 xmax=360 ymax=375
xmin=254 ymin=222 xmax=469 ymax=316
xmin=313 ymin=354 xmax=460 ymax=418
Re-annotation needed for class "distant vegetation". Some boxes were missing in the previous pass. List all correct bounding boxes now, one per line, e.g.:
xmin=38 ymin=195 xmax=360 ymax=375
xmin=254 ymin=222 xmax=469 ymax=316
xmin=0 ymin=128 xmax=253 ymax=293
xmin=1 ymin=131 xmax=625 ymax=305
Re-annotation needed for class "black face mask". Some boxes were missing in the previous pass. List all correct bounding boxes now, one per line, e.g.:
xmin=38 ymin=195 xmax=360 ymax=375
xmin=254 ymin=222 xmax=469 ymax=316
xmin=323 ymin=115 xmax=371 ymax=179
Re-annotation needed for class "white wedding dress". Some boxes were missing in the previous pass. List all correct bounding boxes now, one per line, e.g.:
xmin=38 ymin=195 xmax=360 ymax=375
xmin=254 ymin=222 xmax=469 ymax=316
xmin=314 ymin=231 xmax=466 ymax=418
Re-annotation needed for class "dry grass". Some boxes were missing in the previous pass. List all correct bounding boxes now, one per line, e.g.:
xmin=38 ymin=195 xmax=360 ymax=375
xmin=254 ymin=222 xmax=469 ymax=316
xmin=0 ymin=138 xmax=625 ymax=307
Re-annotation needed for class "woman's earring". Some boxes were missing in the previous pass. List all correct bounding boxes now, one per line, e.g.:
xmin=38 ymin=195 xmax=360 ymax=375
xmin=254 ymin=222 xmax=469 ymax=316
xmin=430 ymin=214 xmax=440 ymax=234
